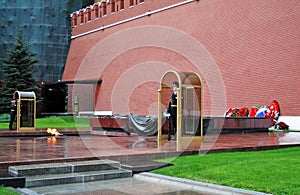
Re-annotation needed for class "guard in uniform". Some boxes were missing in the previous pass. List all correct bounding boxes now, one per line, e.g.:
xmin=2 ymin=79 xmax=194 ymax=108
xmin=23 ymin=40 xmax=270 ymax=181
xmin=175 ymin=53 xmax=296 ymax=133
xmin=168 ymin=81 xmax=179 ymax=140
xmin=9 ymin=98 xmax=17 ymax=130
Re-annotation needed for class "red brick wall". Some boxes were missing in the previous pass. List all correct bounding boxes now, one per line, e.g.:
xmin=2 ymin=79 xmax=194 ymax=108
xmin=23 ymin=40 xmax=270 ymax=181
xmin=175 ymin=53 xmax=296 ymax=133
xmin=63 ymin=0 xmax=300 ymax=116
xmin=70 ymin=0 xmax=185 ymax=36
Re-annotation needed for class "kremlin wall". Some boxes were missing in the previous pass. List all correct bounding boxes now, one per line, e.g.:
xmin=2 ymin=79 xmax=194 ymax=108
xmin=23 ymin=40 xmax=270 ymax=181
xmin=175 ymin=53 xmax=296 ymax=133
xmin=62 ymin=0 xmax=300 ymax=130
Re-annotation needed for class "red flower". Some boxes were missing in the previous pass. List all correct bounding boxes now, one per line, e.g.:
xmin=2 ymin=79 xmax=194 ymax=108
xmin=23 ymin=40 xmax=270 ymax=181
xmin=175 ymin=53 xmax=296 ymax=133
xmin=275 ymin=122 xmax=289 ymax=130
xmin=225 ymin=108 xmax=239 ymax=117
xmin=249 ymin=107 xmax=259 ymax=117
xmin=238 ymin=107 xmax=249 ymax=117
xmin=266 ymin=100 xmax=280 ymax=125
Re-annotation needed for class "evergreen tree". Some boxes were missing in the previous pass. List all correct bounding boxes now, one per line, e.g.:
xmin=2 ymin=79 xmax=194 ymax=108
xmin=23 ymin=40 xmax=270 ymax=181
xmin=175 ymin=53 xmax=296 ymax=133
xmin=0 ymin=29 xmax=39 ymax=114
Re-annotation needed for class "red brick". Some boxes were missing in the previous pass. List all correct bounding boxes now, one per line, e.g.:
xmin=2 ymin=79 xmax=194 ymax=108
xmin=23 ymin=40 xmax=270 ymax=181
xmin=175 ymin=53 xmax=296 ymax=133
xmin=63 ymin=0 xmax=300 ymax=117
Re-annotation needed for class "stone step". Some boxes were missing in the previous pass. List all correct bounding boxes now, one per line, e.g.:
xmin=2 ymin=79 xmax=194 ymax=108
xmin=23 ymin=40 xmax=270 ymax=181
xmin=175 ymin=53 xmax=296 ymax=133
xmin=25 ymin=169 xmax=132 ymax=187
xmin=121 ymin=161 xmax=172 ymax=173
xmin=9 ymin=160 xmax=120 ymax=177
xmin=0 ymin=171 xmax=25 ymax=188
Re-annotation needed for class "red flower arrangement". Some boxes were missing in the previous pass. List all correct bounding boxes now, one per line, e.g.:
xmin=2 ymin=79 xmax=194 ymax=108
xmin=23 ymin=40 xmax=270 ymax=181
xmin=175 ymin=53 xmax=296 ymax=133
xmin=225 ymin=100 xmax=289 ymax=130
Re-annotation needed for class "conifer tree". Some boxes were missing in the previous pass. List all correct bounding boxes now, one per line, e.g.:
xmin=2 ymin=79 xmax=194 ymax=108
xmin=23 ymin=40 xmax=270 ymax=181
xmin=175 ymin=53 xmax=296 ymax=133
xmin=0 ymin=29 xmax=39 ymax=114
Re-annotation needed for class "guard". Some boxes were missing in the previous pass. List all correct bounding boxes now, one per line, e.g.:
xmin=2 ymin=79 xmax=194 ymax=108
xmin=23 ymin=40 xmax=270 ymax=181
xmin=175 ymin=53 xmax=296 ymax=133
xmin=9 ymin=98 xmax=17 ymax=130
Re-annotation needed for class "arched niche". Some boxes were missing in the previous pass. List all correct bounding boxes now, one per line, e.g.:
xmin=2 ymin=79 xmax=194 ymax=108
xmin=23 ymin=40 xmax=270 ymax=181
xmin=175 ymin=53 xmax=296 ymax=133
xmin=158 ymin=70 xmax=203 ymax=145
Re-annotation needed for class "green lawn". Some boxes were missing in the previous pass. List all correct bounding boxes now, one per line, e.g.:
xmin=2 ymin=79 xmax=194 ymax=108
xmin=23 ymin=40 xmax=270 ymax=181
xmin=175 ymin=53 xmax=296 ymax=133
xmin=35 ymin=116 xmax=90 ymax=129
xmin=0 ymin=186 xmax=19 ymax=195
xmin=152 ymin=147 xmax=300 ymax=195
xmin=0 ymin=116 xmax=90 ymax=130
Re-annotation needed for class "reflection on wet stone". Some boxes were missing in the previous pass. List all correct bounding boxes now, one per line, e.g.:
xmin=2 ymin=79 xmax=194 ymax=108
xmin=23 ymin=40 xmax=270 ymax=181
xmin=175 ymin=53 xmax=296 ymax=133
xmin=0 ymin=132 xmax=298 ymax=169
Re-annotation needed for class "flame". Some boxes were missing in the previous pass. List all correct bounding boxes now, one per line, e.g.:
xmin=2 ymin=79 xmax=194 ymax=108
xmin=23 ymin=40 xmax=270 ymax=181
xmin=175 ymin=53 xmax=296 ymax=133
xmin=47 ymin=137 xmax=56 ymax=144
xmin=47 ymin=128 xmax=63 ymax=136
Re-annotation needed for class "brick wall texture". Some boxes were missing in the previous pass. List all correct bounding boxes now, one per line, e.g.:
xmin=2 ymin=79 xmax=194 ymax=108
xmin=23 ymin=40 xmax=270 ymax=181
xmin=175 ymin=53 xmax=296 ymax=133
xmin=63 ymin=0 xmax=300 ymax=116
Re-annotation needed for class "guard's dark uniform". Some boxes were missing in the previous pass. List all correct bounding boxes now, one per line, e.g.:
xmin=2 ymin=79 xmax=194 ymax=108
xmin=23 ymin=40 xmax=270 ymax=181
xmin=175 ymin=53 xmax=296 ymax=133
xmin=168 ymin=90 xmax=177 ymax=137
xmin=9 ymin=99 xmax=17 ymax=130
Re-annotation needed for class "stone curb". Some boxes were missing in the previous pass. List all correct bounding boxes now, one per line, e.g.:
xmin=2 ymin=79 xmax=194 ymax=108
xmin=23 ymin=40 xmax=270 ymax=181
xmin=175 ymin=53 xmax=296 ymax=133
xmin=134 ymin=172 xmax=273 ymax=195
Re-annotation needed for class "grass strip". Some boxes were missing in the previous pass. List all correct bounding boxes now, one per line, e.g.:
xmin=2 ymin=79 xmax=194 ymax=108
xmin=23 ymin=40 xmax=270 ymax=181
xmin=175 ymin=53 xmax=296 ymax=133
xmin=152 ymin=147 xmax=300 ymax=195
xmin=0 ymin=116 xmax=90 ymax=129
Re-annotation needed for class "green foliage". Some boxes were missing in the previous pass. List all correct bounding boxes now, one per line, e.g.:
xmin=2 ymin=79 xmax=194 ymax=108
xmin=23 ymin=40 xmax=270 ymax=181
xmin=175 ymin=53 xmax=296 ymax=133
xmin=152 ymin=147 xmax=300 ymax=195
xmin=0 ymin=113 xmax=10 ymax=122
xmin=0 ymin=29 xmax=39 ymax=114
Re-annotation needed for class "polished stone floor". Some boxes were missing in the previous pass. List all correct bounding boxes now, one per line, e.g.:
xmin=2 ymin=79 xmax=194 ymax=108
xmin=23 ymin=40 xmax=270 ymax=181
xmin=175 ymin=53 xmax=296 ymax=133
xmin=0 ymin=129 xmax=299 ymax=171
xmin=1 ymin=129 xmax=300 ymax=194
